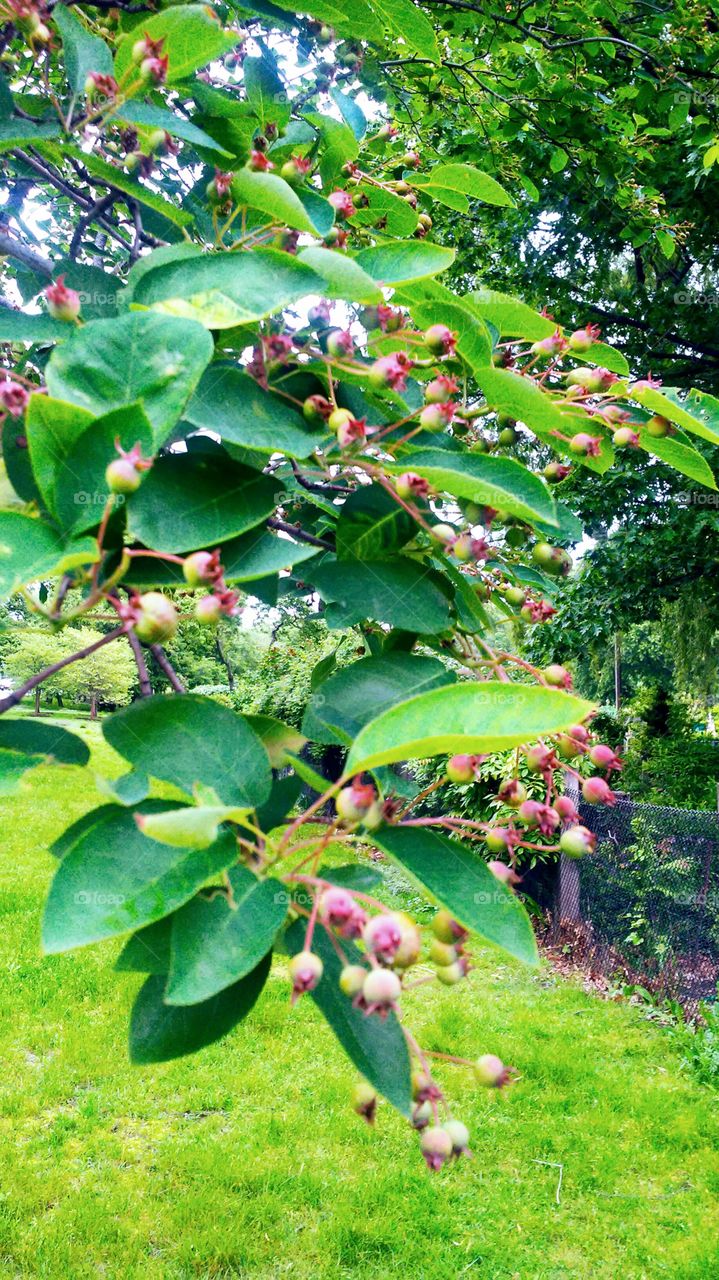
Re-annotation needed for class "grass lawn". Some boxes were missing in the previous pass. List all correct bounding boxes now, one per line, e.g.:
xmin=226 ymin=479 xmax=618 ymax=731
xmin=1 ymin=716 xmax=718 ymax=1279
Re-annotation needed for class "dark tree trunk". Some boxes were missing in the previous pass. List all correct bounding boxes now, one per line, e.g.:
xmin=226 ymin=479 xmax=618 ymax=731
xmin=90 ymin=691 xmax=97 ymax=720
xmin=34 ymin=687 xmax=41 ymax=715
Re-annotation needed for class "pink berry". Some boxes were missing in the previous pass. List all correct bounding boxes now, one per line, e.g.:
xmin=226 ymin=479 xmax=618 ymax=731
xmin=420 ymin=1125 xmax=453 ymax=1170
xmin=362 ymin=967 xmax=401 ymax=1012
xmin=582 ymin=776 xmax=616 ymax=806
xmin=319 ymin=886 xmax=355 ymax=927
xmin=559 ymin=825 xmax=596 ymax=859
xmin=362 ymin=913 xmax=402 ymax=963
xmin=288 ymin=950 xmax=323 ymax=999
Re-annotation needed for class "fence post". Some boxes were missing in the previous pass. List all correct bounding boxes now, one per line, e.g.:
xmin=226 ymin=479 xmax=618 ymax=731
xmin=557 ymin=855 xmax=581 ymax=924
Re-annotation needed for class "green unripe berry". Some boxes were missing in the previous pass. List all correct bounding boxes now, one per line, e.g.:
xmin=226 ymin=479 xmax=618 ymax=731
xmin=105 ymin=457 xmax=141 ymax=495
xmin=134 ymin=593 xmax=178 ymax=645
xmin=429 ymin=939 xmax=457 ymax=966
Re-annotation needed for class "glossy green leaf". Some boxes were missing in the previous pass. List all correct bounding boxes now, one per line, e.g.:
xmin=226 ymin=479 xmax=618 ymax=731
xmin=631 ymin=386 xmax=719 ymax=446
xmin=0 ymin=510 xmax=97 ymax=598
xmin=0 ymin=719 xmax=90 ymax=795
xmin=114 ymin=4 xmax=236 ymax=87
xmin=355 ymin=242 xmax=455 ymax=285
xmin=244 ymin=715 xmax=307 ymax=767
xmin=38 ymin=142 xmax=192 ymax=229
xmin=302 ymin=652 xmax=455 ymax=746
xmin=373 ymin=825 xmax=538 ymax=966
xmin=137 ymin=805 xmax=249 ymax=849
xmin=54 ymin=3 xmax=113 ymax=94
xmin=0 ymin=120 xmax=60 ymax=150
xmin=637 ymin=426 xmax=717 ymax=488
xmin=42 ymin=804 xmax=239 ymax=953
xmin=345 ymin=681 xmax=595 ymax=774
xmin=185 ymin=366 xmax=328 ymax=458
xmin=244 ymin=55 xmax=290 ymax=129
xmin=409 ymin=300 xmax=493 ymax=370
xmin=56 ymin=403 xmax=154 ymax=534
xmin=103 ymin=695 xmax=272 ymax=809
xmin=96 ymin=769 xmax=150 ymax=808
xmin=412 ymin=163 xmax=514 ymax=208
xmin=0 ymin=312 xmax=68 ymax=343
xmin=477 ymin=367 xmax=614 ymax=474
xmin=166 ymin=866 xmax=286 ymax=1004
xmin=129 ymin=952 xmax=271 ymax=1063
xmin=311 ymin=556 xmax=454 ymax=633
xmin=330 ymin=87 xmax=367 ymax=141
xmin=298 ymin=247 xmax=383 ymax=304
xmin=386 ymin=450 xmax=558 ymax=526
xmin=26 ymin=394 xmax=94 ymax=516
xmin=336 ymin=485 xmax=416 ymax=562
xmin=230 ymin=169 xmax=320 ymax=235
xmin=111 ymin=101 xmax=231 ymax=156
xmin=468 ymin=289 xmax=558 ymax=341
xmin=131 ymin=248 xmax=324 ymax=329
xmin=368 ymin=0 xmax=440 ymax=61
xmin=115 ymin=916 xmax=173 ymax=974
xmin=45 ymin=313 xmax=213 ymax=446
xmin=284 ymin=919 xmax=411 ymax=1115
xmin=127 ymin=452 xmax=277 ymax=553
xmin=348 ymin=186 xmax=418 ymax=237
xmin=123 ymin=528 xmax=317 ymax=588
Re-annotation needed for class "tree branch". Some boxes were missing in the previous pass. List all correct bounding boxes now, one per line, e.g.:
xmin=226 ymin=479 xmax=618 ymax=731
xmin=0 ymin=627 xmax=125 ymax=715
xmin=268 ymin=518 xmax=333 ymax=549
xmin=126 ymin=628 xmax=152 ymax=698
xmin=0 ymin=229 xmax=53 ymax=278
xmin=149 ymin=645 xmax=185 ymax=693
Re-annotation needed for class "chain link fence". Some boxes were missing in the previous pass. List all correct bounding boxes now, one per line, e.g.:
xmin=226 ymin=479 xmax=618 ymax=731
xmin=547 ymin=792 xmax=719 ymax=1013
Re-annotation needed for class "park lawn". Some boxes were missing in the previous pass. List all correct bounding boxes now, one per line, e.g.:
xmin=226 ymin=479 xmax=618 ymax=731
xmin=0 ymin=716 xmax=718 ymax=1280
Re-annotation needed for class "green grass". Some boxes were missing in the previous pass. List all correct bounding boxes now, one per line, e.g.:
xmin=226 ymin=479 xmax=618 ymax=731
xmin=1 ymin=716 xmax=718 ymax=1279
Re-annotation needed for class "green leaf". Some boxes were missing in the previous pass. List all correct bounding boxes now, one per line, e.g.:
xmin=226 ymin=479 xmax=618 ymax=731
xmin=311 ymin=556 xmax=454 ymax=633
xmin=42 ymin=803 xmax=239 ymax=953
xmin=230 ymin=169 xmax=320 ymax=235
xmin=45 ymin=313 xmax=213 ymax=446
xmin=330 ymin=87 xmax=367 ymax=141
xmin=244 ymin=55 xmax=290 ymax=129
xmin=115 ymin=916 xmax=173 ymax=973
xmin=244 ymin=715 xmax=307 ymax=768
xmin=185 ymin=366 xmax=328 ymax=458
xmin=55 ymin=403 xmax=154 ymax=534
xmin=412 ymin=163 xmax=514 ymax=208
xmin=96 ymin=769 xmax=150 ymax=807
xmin=0 ymin=719 xmax=90 ymax=794
xmin=385 ymin=450 xmax=558 ymax=527
xmin=104 ymin=695 xmax=271 ymax=809
xmin=37 ymin=142 xmax=192 ymax=230
xmin=297 ymin=247 xmax=383 ymax=304
xmin=131 ymin=248 xmax=324 ymax=329
xmin=255 ymin=774 xmax=303 ymax=832
xmin=549 ymin=147 xmax=569 ymax=173
xmin=0 ymin=119 xmax=60 ymax=151
xmin=126 ymin=451 xmax=278 ymax=553
xmin=320 ymin=863 xmax=383 ymax=892
xmin=355 ymin=242 xmax=455 ymax=285
xmin=631 ymin=386 xmax=719 ymax=446
xmin=302 ymin=652 xmax=454 ymax=746
xmin=348 ymin=186 xmax=418 ymax=237
xmin=577 ymin=342 xmax=629 ymax=377
xmin=477 ymin=367 xmax=614 ymax=474
xmin=303 ymin=113 xmax=358 ymax=184
xmin=345 ymin=681 xmax=595 ymax=774
xmin=468 ymin=289 xmax=558 ymax=341
xmin=284 ymin=919 xmax=411 ymax=1115
xmin=336 ymin=485 xmax=416 ymax=562
xmin=0 ymin=311 xmax=68 ymax=343
xmin=25 ymin=394 xmax=95 ymax=516
xmin=0 ymin=510 xmax=96 ymax=598
xmin=442 ymin=559 xmax=490 ymax=634
xmin=409 ymin=299 xmax=493 ymax=370
xmin=54 ymin=3 xmax=113 ymax=94
xmin=129 ymin=953 xmax=271 ymax=1063
xmin=110 ymin=101 xmax=231 ymax=156
xmin=114 ymin=5 xmax=236 ymax=87
xmin=373 ymin=826 xmax=538 ymax=966
xmin=123 ymin=528 xmax=317 ymax=588
xmin=137 ymin=805 xmax=250 ymax=849
xmin=637 ymin=427 xmax=717 ymax=488
xmin=368 ymin=0 xmax=440 ymax=61
xmin=166 ymin=866 xmax=286 ymax=1004
xmin=0 ymin=718 xmax=90 ymax=765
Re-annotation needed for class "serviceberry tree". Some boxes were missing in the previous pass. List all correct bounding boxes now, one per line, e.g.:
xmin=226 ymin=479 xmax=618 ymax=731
xmin=0 ymin=0 xmax=717 ymax=1172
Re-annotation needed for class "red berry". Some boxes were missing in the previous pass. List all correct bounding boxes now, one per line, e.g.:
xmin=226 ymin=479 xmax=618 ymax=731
xmin=582 ymin=776 xmax=616 ymax=806
xmin=319 ymin=886 xmax=355 ymax=927
xmin=446 ymin=753 xmax=478 ymax=784
xmin=45 ymin=275 xmax=81 ymax=322
xmin=420 ymin=1125 xmax=453 ymax=1170
xmin=362 ymin=914 xmax=402 ymax=963
xmin=588 ymin=743 xmax=622 ymax=772
xmin=288 ymin=950 xmax=323 ymax=999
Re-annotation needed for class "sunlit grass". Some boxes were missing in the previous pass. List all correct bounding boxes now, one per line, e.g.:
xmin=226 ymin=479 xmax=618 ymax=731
xmin=0 ymin=715 xmax=718 ymax=1278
